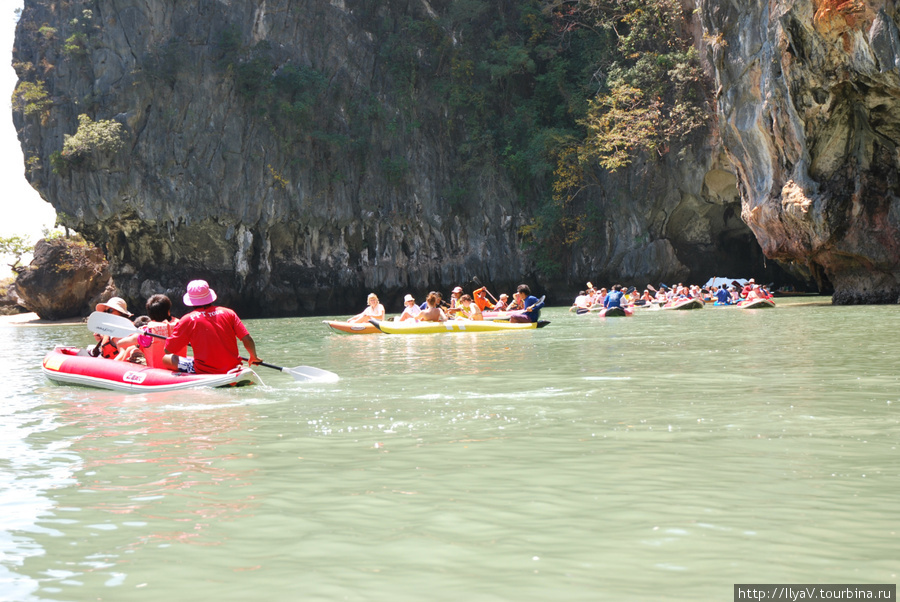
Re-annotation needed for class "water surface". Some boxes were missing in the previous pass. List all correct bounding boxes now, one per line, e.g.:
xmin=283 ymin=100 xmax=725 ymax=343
xmin=2 ymin=299 xmax=897 ymax=600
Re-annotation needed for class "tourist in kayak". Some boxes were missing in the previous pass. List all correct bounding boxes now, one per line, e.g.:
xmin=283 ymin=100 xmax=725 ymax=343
xmin=741 ymin=279 xmax=756 ymax=298
xmin=572 ymin=290 xmax=591 ymax=312
xmin=744 ymin=284 xmax=769 ymax=302
xmin=509 ymin=284 xmax=544 ymax=323
xmin=113 ymin=315 xmax=151 ymax=364
xmin=715 ymin=285 xmax=731 ymax=305
xmin=417 ymin=292 xmax=448 ymax=322
xmin=493 ymin=293 xmax=510 ymax=311
xmin=162 ymin=279 xmax=261 ymax=374
xmin=420 ymin=290 xmax=444 ymax=311
xmin=397 ymin=294 xmax=421 ymax=321
xmin=507 ymin=291 xmax=525 ymax=311
xmin=604 ymin=284 xmax=625 ymax=309
xmin=448 ymin=286 xmax=463 ymax=309
xmin=633 ymin=289 xmax=653 ymax=306
xmin=90 ymin=296 xmax=133 ymax=359
xmin=114 ymin=294 xmax=187 ymax=368
xmin=347 ymin=293 xmax=386 ymax=323
xmin=448 ymin=294 xmax=483 ymax=320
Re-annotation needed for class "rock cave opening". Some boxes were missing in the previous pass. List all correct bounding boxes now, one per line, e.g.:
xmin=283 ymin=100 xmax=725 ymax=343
xmin=673 ymin=198 xmax=820 ymax=291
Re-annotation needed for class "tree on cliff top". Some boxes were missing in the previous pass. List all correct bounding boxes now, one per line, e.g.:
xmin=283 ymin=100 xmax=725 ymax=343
xmin=0 ymin=235 xmax=32 ymax=273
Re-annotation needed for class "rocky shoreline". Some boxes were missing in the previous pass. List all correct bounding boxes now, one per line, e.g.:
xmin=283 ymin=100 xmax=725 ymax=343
xmin=0 ymin=312 xmax=84 ymax=327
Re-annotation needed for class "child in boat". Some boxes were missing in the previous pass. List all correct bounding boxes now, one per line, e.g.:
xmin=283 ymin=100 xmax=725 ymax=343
xmin=113 ymin=316 xmax=150 ymax=364
xmin=507 ymin=292 xmax=525 ymax=311
xmin=117 ymin=294 xmax=188 ymax=368
xmin=448 ymin=294 xmax=483 ymax=320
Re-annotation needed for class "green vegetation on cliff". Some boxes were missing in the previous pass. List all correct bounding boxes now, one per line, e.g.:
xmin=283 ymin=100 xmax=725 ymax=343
xmin=16 ymin=0 xmax=710 ymax=282
xmin=205 ymin=0 xmax=708 ymax=232
xmin=370 ymin=0 xmax=710 ymax=274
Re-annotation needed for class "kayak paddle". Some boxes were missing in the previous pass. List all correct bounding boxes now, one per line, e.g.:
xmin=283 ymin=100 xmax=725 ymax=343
xmin=87 ymin=311 xmax=340 ymax=383
xmin=472 ymin=277 xmax=499 ymax=304
xmin=241 ymin=359 xmax=339 ymax=383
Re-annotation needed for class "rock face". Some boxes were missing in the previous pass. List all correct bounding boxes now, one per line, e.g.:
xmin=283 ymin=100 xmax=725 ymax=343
xmin=0 ymin=281 xmax=27 ymax=316
xmin=12 ymin=0 xmax=809 ymax=316
xmin=700 ymin=0 xmax=900 ymax=303
xmin=15 ymin=238 xmax=111 ymax=320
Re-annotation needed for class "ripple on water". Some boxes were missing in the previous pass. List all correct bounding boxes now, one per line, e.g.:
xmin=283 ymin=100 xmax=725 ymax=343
xmin=2 ymin=303 xmax=899 ymax=599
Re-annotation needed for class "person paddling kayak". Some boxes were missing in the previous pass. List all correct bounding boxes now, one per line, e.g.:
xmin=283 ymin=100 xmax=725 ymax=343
xmin=162 ymin=280 xmax=261 ymax=374
xmin=509 ymin=284 xmax=544 ymax=323
xmin=604 ymin=284 xmax=625 ymax=309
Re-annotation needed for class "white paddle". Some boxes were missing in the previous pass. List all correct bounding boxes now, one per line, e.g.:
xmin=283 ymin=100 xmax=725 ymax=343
xmin=87 ymin=311 xmax=340 ymax=383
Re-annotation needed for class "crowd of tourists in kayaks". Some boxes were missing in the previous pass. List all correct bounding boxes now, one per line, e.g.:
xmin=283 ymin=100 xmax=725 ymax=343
xmin=570 ymin=278 xmax=775 ymax=314
xmin=346 ymin=283 xmax=544 ymax=324
xmin=324 ymin=283 xmax=549 ymax=334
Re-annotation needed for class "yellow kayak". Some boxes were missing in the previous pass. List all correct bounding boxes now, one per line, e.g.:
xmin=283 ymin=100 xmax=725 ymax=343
xmin=370 ymin=319 xmax=549 ymax=334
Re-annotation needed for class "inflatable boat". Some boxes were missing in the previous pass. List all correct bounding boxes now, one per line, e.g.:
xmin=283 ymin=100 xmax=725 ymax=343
xmin=323 ymin=320 xmax=382 ymax=334
xmin=481 ymin=309 xmax=526 ymax=321
xmin=598 ymin=306 xmax=634 ymax=317
xmin=661 ymin=298 xmax=704 ymax=310
xmin=42 ymin=346 xmax=259 ymax=392
xmin=369 ymin=319 xmax=549 ymax=334
xmin=737 ymin=298 xmax=776 ymax=309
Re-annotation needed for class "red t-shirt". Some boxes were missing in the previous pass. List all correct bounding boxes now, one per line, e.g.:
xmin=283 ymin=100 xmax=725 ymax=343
xmin=165 ymin=306 xmax=249 ymax=374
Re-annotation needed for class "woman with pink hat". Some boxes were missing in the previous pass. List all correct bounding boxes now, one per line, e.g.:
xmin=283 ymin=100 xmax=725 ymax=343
xmin=162 ymin=280 xmax=261 ymax=374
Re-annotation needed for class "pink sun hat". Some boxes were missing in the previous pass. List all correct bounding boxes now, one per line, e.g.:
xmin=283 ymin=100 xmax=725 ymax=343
xmin=183 ymin=280 xmax=217 ymax=307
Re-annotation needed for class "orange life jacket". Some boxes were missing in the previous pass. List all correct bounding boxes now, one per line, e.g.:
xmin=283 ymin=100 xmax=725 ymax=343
xmin=98 ymin=337 xmax=118 ymax=359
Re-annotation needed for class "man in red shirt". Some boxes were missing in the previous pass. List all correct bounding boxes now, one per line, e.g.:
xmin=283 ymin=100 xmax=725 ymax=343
xmin=741 ymin=278 xmax=756 ymax=298
xmin=162 ymin=280 xmax=261 ymax=374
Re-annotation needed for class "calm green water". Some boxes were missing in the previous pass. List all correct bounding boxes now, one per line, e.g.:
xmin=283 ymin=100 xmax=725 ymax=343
xmin=2 ymin=299 xmax=898 ymax=601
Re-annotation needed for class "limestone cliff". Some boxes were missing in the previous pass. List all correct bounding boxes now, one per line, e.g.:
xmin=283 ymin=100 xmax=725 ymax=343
xmin=12 ymin=0 xmax=805 ymax=316
xmin=700 ymin=0 xmax=900 ymax=303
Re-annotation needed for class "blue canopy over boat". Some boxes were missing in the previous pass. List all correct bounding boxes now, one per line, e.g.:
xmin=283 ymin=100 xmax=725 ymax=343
xmin=704 ymin=277 xmax=748 ymax=288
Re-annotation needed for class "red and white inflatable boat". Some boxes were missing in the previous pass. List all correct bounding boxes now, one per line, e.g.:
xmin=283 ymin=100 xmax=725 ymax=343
xmin=42 ymin=346 xmax=259 ymax=392
xmin=737 ymin=298 xmax=776 ymax=309
xmin=661 ymin=298 xmax=704 ymax=310
xmin=598 ymin=306 xmax=634 ymax=317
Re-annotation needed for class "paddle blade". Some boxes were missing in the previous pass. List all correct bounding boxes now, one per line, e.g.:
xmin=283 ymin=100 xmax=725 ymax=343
xmin=87 ymin=311 xmax=138 ymax=338
xmin=284 ymin=365 xmax=340 ymax=383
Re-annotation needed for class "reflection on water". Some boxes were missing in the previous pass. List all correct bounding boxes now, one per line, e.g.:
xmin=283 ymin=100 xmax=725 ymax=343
xmin=1 ymin=300 xmax=899 ymax=600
